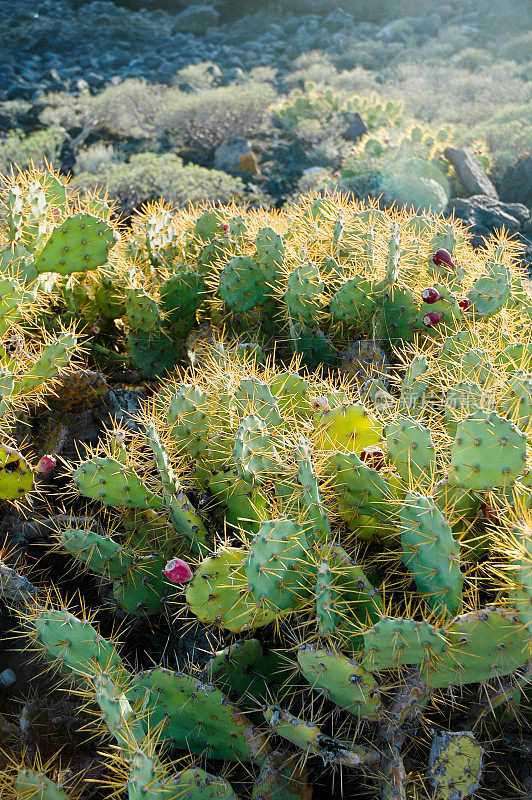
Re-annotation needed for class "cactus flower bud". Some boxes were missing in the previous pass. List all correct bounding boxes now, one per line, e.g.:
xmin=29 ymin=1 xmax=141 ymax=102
xmin=114 ymin=429 xmax=126 ymax=445
xmin=423 ymin=311 xmax=444 ymax=328
xmin=360 ymin=445 xmax=386 ymax=470
xmin=421 ymin=287 xmax=444 ymax=304
xmin=458 ymin=298 xmax=470 ymax=310
xmin=35 ymin=455 xmax=56 ymax=474
xmin=164 ymin=557 xmax=193 ymax=584
xmin=432 ymin=248 xmax=455 ymax=268
xmin=312 ymin=396 xmax=331 ymax=412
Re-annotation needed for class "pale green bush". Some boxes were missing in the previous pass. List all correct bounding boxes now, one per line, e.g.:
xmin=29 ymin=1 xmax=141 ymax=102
xmin=73 ymin=152 xmax=245 ymax=215
xmin=0 ymin=127 xmax=66 ymax=174
xmin=155 ymin=82 xmax=275 ymax=152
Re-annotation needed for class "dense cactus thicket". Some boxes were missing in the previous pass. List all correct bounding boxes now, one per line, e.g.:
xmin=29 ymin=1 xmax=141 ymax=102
xmin=0 ymin=166 xmax=530 ymax=800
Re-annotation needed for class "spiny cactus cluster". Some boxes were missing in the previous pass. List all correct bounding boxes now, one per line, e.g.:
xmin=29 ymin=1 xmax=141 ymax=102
xmin=0 ymin=166 xmax=530 ymax=800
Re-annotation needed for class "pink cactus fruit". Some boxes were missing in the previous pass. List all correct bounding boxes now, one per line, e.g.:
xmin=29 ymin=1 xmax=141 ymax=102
xmin=421 ymin=287 xmax=444 ymax=304
xmin=423 ymin=311 xmax=444 ymax=328
xmin=432 ymin=248 xmax=454 ymax=268
xmin=164 ymin=557 xmax=193 ymax=584
xmin=35 ymin=455 xmax=56 ymax=474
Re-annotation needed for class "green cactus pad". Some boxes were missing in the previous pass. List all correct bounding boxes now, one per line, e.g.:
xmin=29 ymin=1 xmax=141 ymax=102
xmin=467 ymin=259 xmax=510 ymax=317
xmin=508 ymin=533 xmax=532 ymax=637
xmin=127 ymin=667 xmax=269 ymax=762
xmin=327 ymin=451 xmax=395 ymax=520
xmin=284 ymin=262 xmax=324 ymax=325
xmin=459 ymin=348 xmax=495 ymax=384
xmin=235 ymin=378 xmax=283 ymax=426
xmin=499 ymin=370 xmax=532 ymax=427
xmin=400 ymin=492 xmax=462 ymax=617
xmin=126 ymin=330 xmax=179 ymax=378
xmin=174 ymin=768 xmax=240 ymax=800
xmin=251 ymin=751 xmax=309 ymax=800
xmin=385 ymin=417 xmax=436 ymax=485
xmin=112 ymin=554 xmax=170 ymax=616
xmin=449 ymin=410 xmax=527 ymax=490
xmin=219 ymin=256 xmax=268 ymax=313
xmin=295 ymin=438 xmax=331 ymax=541
xmin=444 ymin=382 xmax=484 ymax=436
xmin=196 ymin=466 xmax=267 ymax=536
xmin=297 ymin=645 xmax=381 ymax=720
xmin=73 ymin=458 xmax=164 ymax=510
xmin=263 ymin=707 xmax=379 ymax=767
xmin=144 ymin=422 xmax=208 ymax=550
xmin=14 ymin=333 xmax=78 ymax=395
xmin=35 ymin=213 xmax=116 ymax=275
xmin=59 ymin=527 xmax=135 ymax=579
xmin=245 ymin=519 xmax=313 ymax=612
xmin=32 ymin=607 xmax=126 ymax=685
xmin=255 ymin=227 xmax=284 ymax=280
xmin=362 ymin=617 xmax=448 ymax=672
xmin=427 ymin=607 xmax=530 ymax=688
xmin=317 ymin=403 xmax=383 ymax=455
xmin=204 ymin=639 xmax=291 ymax=709
xmin=269 ymin=371 xmax=312 ymax=419
xmin=167 ymin=384 xmax=209 ymax=459
xmin=400 ymin=355 xmax=429 ymax=411
xmin=14 ymin=768 xmax=73 ymax=800
xmin=427 ymin=731 xmax=483 ymax=800
xmin=373 ymin=286 xmax=418 ymax=344
xmin=329 ymin=277 xmax=378 ymax=327
xmin=125 ymin=289 xmax=161 ymax=333
xmin=0 ymin=443 xmax=33 ymax=501
xmin=292 ymin=326 xmax=338 ymax=370
xmin=186 ymin=547 xmax=276 ymax=632
xmin=234 ymin=414 xmax=278 ymax=485
xmin=160 ymin=270 xmax=205 ymax=328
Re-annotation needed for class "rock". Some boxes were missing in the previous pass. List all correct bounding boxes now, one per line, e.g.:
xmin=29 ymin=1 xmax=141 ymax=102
xmin=339 ymin=111 xmax=367 ymax=141
xmin=323 ymin=8 xmax=354 ymax=32
xmin=214 ymin=138 xmax=260 ymax=176
xmin=499 ymin=154 xmax=532 ymax=209
xmin=172 ymin=5 xmax=219 ymax=34
xmin=376 ymin=19 xmax=413 ymax=44
xmin=447 ymin=195 xmax=530 ymax=248
xmin=444 ymin=146 xmax=498 ymax=198
xmin=221 ymin=67 xmax=245 ymax=84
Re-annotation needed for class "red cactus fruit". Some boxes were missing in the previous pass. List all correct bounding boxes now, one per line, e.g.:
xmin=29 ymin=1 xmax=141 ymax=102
xmin=164 ymin=557 xmax=193 ymax=584
xmin=480 ymin=502 xmax=496 ymax=521
xmin=423 ymin=311 xmax=444 ymax=328
xmin=421 ymin=287 xmax=444 ymax=304
xmin=432 ymin=248 xmax=455 ymax=268
xmin=458 ymin=298 xmax=470 ymax=310
xmin=360 ymin=445 xmax=386 ymax=471
xmin=35 ymin=455 xmax=56 ymax=474
xmin=222 ymin=222 xmax=230 ymax=234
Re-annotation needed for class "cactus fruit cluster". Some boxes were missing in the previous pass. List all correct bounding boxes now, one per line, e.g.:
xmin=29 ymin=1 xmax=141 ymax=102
xmin=0 ymin=166 xmax=530 ymax=800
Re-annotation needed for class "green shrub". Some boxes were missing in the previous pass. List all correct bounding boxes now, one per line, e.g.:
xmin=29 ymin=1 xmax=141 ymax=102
xmin=0 ymin=127 xmax=66 ymax=174
xmin=154 ymin=82 xmax=275 ymax=153
xmin=73 ymin=151 xmax=245 ymax=215
xmin=41 ymin=81 xmax=165 ymax=146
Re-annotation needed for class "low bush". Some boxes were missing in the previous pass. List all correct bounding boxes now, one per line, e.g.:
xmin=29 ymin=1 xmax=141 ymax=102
xmin=73 ymin=151 xmax=245 ymax=216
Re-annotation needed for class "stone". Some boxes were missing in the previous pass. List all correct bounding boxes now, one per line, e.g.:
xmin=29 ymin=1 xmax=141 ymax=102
xmin=214 ymin=138 xmax=260 ymax=176
xmin=447 ymin=195 xmax=530 ymax=248
xmin=376 ymin=20 xmax=413 ymax=44
xmin=339 ymin=111 xmax=367 ymax=141
xmin=444 ymin=146 xmax=498 ymax=198
xmin=172 ymin=5 xmax=219 ymax=34
xmin=499 ymin=154 xmax=532 ymax=209
xmin=323 ymin=8 xmax=354 ymax=32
